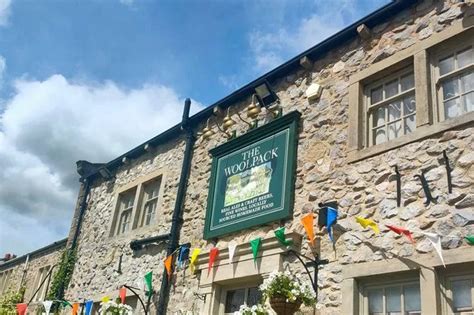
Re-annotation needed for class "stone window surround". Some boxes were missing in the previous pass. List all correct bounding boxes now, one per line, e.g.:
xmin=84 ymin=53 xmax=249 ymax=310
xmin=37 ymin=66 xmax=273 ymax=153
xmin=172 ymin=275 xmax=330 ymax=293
xmin=108 ymin=169 xmax=167 ymax=238
xmin=348 ymin=20 xmax=474 ymax=163
xmin=194 ymin=232 xmax=303 ymax=314
xmin=32 ymin=265 xmax=52 ymax=301
xmin=341 ymin=246 xmax=474 ymax=315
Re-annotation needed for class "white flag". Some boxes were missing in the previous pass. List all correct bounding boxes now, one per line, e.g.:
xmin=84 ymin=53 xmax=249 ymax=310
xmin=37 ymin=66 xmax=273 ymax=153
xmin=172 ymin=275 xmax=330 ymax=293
xmin=43 ymin=301 xmax=53 ymax=315
xmin=422 ymin=232 xmax=445 ymax=268
xmin=228 ymin=241 xmax=237 ymax=263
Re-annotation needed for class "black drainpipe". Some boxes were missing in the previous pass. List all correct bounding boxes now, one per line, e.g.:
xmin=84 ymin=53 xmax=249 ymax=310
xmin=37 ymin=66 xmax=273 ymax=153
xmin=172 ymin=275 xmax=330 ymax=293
xmin=71 ymin=179 xmax=91 ymax=249
xmin=157 ymin=98 xmax=195 ymax=315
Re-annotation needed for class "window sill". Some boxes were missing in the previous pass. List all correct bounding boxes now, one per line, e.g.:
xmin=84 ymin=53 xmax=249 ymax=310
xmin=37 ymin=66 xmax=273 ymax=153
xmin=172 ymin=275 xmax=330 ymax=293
xmin=347 ymin=111 xmax=474 ymax=163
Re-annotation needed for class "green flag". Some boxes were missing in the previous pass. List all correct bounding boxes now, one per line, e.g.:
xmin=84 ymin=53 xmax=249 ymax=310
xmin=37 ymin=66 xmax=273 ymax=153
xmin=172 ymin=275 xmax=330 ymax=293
xmin=61 ymin=300 xmax=72 ymax=308
xmin=144 ymin=271 xmax=153 ymax=295
xmin=250 ymin=237 xmax=262 ymax=262
xmin=274 ymin=227 xmax=292 ymax=246
xmin=466 ymin=236 xmax=474 ymax=245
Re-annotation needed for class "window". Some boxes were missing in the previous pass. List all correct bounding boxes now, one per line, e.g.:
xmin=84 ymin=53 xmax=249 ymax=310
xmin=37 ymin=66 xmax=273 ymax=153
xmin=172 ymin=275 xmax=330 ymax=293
xmin=116 ymin=188 xmax=136 ymax=235
xmin=224 ymin=286 xmax=262 ymax=314
xmin=139 ymin=178 xmax=161 ymax=227
xmin=366 ymin=68 xmax=416 ymax=146
xmin=435 ymin=44 xmax=474 ymax=121
xmin=362 ymin=281 xmax=421 ymax=315
xmin=110 ymin=172 xmax=164 ymax=237
xmin=0 ymin=269 xmax=13 ymax=293
xmin=447 ymin=275 xmax=474 ymax=314
xmin=33 ymin=266 xmax=51 ymax=301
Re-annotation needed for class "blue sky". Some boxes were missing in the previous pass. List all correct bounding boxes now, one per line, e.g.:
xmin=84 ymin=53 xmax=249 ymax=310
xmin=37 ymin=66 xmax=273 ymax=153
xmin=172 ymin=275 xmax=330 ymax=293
xmin=0 ymin=0 xmax=388 ymax=255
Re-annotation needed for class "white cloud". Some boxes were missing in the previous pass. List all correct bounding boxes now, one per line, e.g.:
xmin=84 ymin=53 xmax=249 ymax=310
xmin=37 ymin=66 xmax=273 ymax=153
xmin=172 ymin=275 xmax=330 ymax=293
xmin=0 ymin=55 xmax=5 ymax=86
xmin=0 ymin=0 xmax=11 ymax=26
xmin=0 ymin=74 xmax=203 ymax=255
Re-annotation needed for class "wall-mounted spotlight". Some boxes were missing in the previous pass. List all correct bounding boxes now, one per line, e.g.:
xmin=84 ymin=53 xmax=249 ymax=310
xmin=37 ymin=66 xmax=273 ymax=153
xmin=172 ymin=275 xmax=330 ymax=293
xmin=254 ymin=81 xmax=278 ymax=107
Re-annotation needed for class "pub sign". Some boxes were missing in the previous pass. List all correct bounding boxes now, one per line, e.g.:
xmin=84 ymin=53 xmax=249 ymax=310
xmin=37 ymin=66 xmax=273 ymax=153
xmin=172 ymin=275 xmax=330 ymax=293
xmin=203 ymin=111 xmax=300 ymax=239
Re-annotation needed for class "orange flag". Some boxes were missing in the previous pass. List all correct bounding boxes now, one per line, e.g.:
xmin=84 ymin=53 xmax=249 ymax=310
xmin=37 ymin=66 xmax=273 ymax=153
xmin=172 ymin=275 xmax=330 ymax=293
xmin=119 ymin=287 xmax=127 ymax=304
xmin=72 ymin=303 xmax=79 ymax=315
xmin=301 ymin=213 xmax=315 ymax=245
xmin=16 ymin=303 xmax=27 ymax=315
xmin=164 ymin=255 xmax=173 ymax=279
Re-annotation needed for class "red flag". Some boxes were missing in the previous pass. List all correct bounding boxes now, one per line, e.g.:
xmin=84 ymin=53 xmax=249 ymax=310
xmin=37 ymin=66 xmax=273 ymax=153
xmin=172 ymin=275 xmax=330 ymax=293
xmin=208 ymin=247 xmax=219 ymax=272
xmin=386 ymin=224 xmax=415 ymax=244
xmin=16 ymin=303 xmax=27 ymax=315
xmin=119 ymin=287 xmax=126 ymax=304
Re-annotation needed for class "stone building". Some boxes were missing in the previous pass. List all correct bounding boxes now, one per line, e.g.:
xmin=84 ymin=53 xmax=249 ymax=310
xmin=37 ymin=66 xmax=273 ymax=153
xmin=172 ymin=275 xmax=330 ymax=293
xmin=2 ymin=0 xmax=474 ymax=314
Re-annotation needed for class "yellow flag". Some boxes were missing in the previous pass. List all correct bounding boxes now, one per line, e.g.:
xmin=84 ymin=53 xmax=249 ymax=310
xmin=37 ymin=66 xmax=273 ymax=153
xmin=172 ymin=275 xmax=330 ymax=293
xmin=189 ymin=248 xmax=201 ymax=274
xmin=101 ymin=296 xmax=110 ymax=303
xmin=355 ymin=217 xmax=380 ymax=234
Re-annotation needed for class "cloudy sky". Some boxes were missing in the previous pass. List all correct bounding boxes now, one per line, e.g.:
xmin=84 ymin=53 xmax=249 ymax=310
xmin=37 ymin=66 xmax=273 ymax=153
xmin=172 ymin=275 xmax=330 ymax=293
xmin=0 ymin=0 xmax=388 ymax=256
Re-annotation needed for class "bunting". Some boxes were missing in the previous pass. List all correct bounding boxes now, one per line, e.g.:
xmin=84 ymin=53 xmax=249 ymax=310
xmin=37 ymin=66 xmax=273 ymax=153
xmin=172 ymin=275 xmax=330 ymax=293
xmin=119 ymin=287 xmax=127 ymax=304
xmin=164 ymin=255 xmax=173 ymax=279
xmin=326 ymin=207 xmax=338 ymax=243
xmin=101 ymin=296 xmax=110 ymax=303
xmin=72 ymin=303 xmax=79 ymax=315
xmin=301 ymin=214 xmax=315 ymax=245
xmin=84 ymin=300 xmax=94 ymax=315
xmin=355 ymin=217 xmax=380 ymax=234
xmin=228 ymin=241 xmax=237 ymax=263
xmin=177 ymin=245 xmax=190 ymax=269
xmin=189 ymin=248 xmax=201 ymax=274
xmin=208 ymin=247 xmax=219 ymax=272
xmin=250 ymin=237 xmax=262 ymax=262
xmin=421 ymin=232 xmax=445 ymax=268
xmin=16 ymin=303 xmax=27 ymax=315
xmin=466 ymin=236 xmax=474 ymax=245
xmin=61 ymin=300 xmax=72 ymax=308
xmin=144 ymin=271 xmax=153 ymax=296
xmin=274 ymin=227 xmax=292 ymax=246
xmin=386 ymin=224 xmax=415 ymax=244
xmin=43 ymin=301 xmax=53 ymax=315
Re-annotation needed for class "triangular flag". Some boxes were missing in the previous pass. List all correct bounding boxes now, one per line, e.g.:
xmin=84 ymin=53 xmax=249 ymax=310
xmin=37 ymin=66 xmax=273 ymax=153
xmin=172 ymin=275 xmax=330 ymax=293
xmin=164 ymin=255 xmax=173 ymax=279
xmin=274 ymin=227 xmax=292 ymax=246
xmin=84 ymin=300 xmax=93 ymax=315
xmin=189 ymin=248 xmax=201 ymax=273
xmin=16 ymin=303 xmax=27 ymax=315
xmin=228 ymin=241 xmax=237 ymax=263
xmin=250 ymin=237 xmax=262 ymax=262
xmin=43 ymin=301 xmax=53 ymax=315
xmin=326 ymin=207 xmax=338 ymax=243
xmin=422 ymin=232 xmax=445 ymax=268
xmin=466 ymin=236 xmax=474 ymax=245
xmin=72 ymin=303 xmax=79 ymax=315
xmin=301 ymin=214 xmax=315 ymax=245
xmin=177 ymin=244 xmax=190 ymax=269
xmin=144 ymin=271 xmax=153 ymax=295
xmin=119 ymin=287 xmax=127 ymax=304
xmin=101 ymin=296 xmax=110 ymax=303
xmin=208 ymin=247 xmax=219 ymax=272
xmin=61 ymin=300 xmax=72 ymax=308
xmin=355 ymin=217 xmax=380 ymax=234
xmin=386 ymin=224 xmax=415 ymax=244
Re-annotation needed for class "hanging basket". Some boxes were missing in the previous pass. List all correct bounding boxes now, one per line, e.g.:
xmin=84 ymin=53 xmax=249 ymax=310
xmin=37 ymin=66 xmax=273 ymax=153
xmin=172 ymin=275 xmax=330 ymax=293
xmin=269 ymin=296 xmax=302 ymax=315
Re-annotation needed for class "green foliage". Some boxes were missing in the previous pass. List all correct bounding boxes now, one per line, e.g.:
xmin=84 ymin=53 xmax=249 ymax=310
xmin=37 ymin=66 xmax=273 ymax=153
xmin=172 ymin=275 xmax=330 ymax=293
xmin=46 ymin=249 xmax=76 ymax=301
xmin=0 ymin=287 xmax=25 ymax=315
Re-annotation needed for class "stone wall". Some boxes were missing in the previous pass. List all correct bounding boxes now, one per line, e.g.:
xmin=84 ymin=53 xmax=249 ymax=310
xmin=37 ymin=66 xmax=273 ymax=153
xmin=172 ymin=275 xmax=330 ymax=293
xmin=64 ymin=0 xmax=474 ymax=314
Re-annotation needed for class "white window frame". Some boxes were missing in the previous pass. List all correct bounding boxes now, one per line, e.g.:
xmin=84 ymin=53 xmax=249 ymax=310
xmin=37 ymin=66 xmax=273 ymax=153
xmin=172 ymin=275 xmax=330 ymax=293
xmin=138 ymin=177 xmax=162 ymax=228
xmin=442 ymin=271 xmax=474 ymax=315
xmin=219 ymin=283 xmax=262 ymax=315
xmin=115 ymin=188 xmax=136 ymax=236
xmin=0 ymin=269 xmax=13 ymax=294
xmin=33 ymin=265 xmax=51 ymax=301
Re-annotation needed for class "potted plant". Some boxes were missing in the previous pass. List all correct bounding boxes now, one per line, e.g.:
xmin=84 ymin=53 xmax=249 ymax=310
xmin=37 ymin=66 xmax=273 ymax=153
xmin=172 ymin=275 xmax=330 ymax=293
xmin=98 ymin=300 xmax=133 ymax=315
xmin=259 ymin=270 xmax=316 ymax=315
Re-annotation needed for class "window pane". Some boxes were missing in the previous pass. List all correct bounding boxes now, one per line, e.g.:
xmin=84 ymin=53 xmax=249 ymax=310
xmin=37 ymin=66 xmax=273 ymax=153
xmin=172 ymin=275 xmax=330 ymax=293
xmin=371 ymin=86 xmax=383 ymax=104
xmin=400 ymin=73 xmax=414 ymax=91
xmin=463 ymin=92 xmax=474 ymax=113
xmin=143 ymin=200 xmax=157 ymax=226
xmin=368 ymin=289 xmax=383 ymax=314
xmin=404 ymin=115 xmax=416 ymax=134
xmin=404 ymin=284 xmax=421 ymax=312
xmin=386 ymin=286 xmax=401 ymax=313
xmin=403 ymin=95 xmax=416 ymax=115
xmin=445 ymin=98 xmax=461 ymax=119
xmin=247 ymin=287 xmax=262 ymax=307
xmin=452 ymin=280 xmax=472 ymax=310
xmin=388 ymin=121 xmax=402 ymax=140
xmin=373 ymin=107 xmax=385 ymax=127
xmin=385 ymin=80 xmax=399 ymax=98
xmin=374 ymin=127 xmax=386 ymax=145
xmin=457 ymin=47 xmax=473 ymax=68
xmin=440 ymin=55 xmax=455 ymax=75
xmin=225 ymin=289 xmax=245 ymax=313
xmin=443 ymin=78 xmax=459 ymax=100
xmin=388 ymin=101 xmax=402 ymax=121
xmin=461 ymin=71 xmax=474 ymax=93
xmin=119 ymin=210 xmax=131 ymax=234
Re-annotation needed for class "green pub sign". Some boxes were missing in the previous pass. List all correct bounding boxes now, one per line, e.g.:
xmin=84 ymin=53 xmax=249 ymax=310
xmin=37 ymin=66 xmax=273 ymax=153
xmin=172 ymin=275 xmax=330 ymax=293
xmin=204 ymin=111 xmax=300 ymax=239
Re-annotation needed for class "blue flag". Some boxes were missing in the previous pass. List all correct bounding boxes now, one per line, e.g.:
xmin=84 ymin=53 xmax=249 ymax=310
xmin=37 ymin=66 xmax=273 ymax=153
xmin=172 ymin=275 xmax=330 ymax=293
xmin=84 ymin=300 xmax=93 ymax=315
xmin=326 ymin=207 xmax=338 ymax=243
xmin=178 ymin=244 xmax=190 ymax=269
